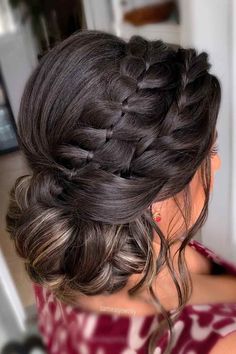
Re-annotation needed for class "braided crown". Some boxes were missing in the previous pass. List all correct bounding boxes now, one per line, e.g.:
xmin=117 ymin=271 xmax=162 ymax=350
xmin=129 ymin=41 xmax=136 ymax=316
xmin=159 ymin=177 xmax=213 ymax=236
xmin=61 ymin=37 xmax=211 ymax=181
xmin=54 ymin=37 xmax=177 ymax=180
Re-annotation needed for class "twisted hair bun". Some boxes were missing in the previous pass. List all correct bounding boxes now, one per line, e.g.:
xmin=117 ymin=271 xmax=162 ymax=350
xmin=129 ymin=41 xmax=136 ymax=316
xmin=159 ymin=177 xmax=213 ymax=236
xmin=6 ymin=30 xmax=220 ymax=306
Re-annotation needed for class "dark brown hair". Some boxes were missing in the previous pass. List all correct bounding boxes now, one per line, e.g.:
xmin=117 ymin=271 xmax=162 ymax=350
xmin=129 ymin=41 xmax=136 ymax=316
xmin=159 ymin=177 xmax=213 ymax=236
xmin=6 ymin=29 xmax=221 ymax=353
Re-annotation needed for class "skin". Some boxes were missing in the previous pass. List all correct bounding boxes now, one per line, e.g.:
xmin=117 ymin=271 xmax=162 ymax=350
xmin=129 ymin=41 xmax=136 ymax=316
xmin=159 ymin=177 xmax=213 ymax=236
xmin=78 ymin=137 xmax=236 ymax=316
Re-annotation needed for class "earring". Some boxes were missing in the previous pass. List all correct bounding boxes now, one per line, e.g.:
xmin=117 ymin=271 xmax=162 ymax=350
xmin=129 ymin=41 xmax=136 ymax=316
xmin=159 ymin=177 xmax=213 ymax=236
xmin=153 ymin=210 xmax=162 ymax=222
xmin=152 ymin=202 xmax=164 ymax=222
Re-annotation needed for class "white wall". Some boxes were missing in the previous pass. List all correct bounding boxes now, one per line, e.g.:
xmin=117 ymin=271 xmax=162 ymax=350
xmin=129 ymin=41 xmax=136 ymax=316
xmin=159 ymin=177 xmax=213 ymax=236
xmin=82 ymin=0 xmax=113 ymax=32
xmin=0 ymin=250 xmax=25 ymax=347
xmin=232 ymin=0 xmax=236 ymax=260
xmin=180 ymin=0 xmax=234 ymax=260
xmin=0 ymin=20 xmax=38 ymax=121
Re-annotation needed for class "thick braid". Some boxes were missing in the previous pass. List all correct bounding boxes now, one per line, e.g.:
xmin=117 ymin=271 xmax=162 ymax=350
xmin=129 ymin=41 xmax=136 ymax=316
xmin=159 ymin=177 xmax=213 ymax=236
xmin=123 ymin=43 xmax=219 ymax=190
xmin=156 ymin=48 xmax=219 ymax=161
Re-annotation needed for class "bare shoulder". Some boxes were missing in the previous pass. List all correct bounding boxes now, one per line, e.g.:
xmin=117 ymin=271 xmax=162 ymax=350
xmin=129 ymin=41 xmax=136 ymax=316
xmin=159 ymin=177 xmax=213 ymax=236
xmin=209 ymin=332 xmax=236 ymax=354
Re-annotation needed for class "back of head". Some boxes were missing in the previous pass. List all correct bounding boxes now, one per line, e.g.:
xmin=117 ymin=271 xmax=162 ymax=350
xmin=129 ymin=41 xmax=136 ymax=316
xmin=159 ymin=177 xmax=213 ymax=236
xmin=6 ymin=29 xmax=220 ymax=306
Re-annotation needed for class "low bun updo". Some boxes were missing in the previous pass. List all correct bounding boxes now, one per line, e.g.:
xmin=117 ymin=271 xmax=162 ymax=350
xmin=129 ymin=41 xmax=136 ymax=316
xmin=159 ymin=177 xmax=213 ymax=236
xmin=6 ymin=29 xmax=221 ymax=353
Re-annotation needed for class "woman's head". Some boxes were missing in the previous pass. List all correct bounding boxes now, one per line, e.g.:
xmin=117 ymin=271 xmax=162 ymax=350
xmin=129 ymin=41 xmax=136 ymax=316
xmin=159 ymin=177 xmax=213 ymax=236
xmin=6 ymin=29 xmax=221 ymax=352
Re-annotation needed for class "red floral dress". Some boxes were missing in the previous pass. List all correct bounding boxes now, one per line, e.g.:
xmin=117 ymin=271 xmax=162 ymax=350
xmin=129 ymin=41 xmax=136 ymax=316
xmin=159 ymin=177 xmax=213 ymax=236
xmin=34 ymin=240 xmax=236 ymax=354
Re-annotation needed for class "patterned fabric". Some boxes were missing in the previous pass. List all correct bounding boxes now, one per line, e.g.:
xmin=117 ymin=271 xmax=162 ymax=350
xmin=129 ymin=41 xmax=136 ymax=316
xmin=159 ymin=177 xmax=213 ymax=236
xmin=34 ymin=240 xmax=236 ymax=353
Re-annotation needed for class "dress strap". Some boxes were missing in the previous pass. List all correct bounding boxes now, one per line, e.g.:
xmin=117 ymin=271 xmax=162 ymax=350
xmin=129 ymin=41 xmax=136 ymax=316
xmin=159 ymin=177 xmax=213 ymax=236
xmin=189 ymin=239 xmax=236 ymax=275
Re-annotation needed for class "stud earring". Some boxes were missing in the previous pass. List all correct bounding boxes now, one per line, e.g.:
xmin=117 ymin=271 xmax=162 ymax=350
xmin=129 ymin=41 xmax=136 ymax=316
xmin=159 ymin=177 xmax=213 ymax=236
xmin=152 ymin=202 xmax=164 ymax=222
xmin=153 ymin=210 xmax=162 ymax=222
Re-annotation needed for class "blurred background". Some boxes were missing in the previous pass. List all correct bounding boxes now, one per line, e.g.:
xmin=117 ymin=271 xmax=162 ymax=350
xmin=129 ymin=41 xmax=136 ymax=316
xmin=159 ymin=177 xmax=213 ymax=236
xmin=0 ymin=0 xmax=235 ymax=352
